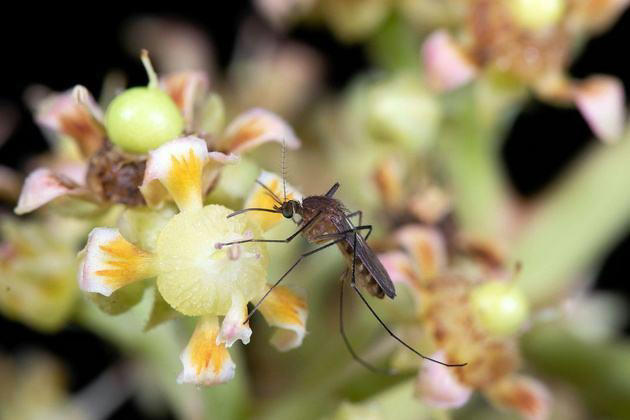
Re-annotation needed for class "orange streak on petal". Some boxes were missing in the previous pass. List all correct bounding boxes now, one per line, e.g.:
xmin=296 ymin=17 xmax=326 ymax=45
xmin=95 ymin=236 xmax=155 ymax=289
xmin=166 ymin=148 xmax=202 ymax=210
xmin=260 ymin=286 xmax=306 ymax=327
xmin=190 ymin=325 xmax=229 ymax=375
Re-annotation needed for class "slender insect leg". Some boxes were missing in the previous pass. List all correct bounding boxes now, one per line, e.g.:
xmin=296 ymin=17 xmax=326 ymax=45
xmin=348 ymin=231 xmax=467 ymax=368
xmin=217 ymin=211 xmax=322 ymax=248
xmin=346 ymin=210 xmax=362 ymax=225
xmin=339 ymin=268 xmax=393 ymax=374
xmin=314 ymin=225 xmax=371 ymax=242
xmin=325 ymin=182 xmax=340 ymax=198
xmin=345 ymin=211 xmax=373 ymax=240
xmin=244 ymin=237 xmax=345 ymax=323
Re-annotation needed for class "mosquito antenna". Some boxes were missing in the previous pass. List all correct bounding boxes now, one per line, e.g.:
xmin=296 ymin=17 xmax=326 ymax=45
xmin=281 ymin=138 xmax=287 ymax=203
xmin=349 ymin=232 xmax=467 ymax=368
xmin=255 ymin=179 xmax=283 ymax=205
xmin=227 ymin=208 xmax=281 ymax=218
xmin=340 ymin=270 xmax=395 ymax=375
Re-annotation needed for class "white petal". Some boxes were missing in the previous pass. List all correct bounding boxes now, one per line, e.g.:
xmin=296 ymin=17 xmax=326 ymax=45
xmin=79 ymin=228 xmax=156 ymax=296
xmin=218 ymin=109 xmax=300 ymax=154
xmin=14 ymin=169 xmax=84 ymax=215
xmin=415 ymin=351 xmax=472 ymax=409
xmin=422 ymin=30 xmax=477 ymax=92
xmin=177 ymin=316 xmax=236 ymax=386
xmin=217 ymin=293 xmax=252 ymax=347
xmin=574 ymin=75 xmax=626 ymax=143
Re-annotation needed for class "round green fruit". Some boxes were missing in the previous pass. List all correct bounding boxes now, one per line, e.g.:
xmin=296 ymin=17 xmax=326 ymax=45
xmin=104 ymin=87 xmax=184 ymax=154
xmin=470 ymin=280 xmax=530 ymax=336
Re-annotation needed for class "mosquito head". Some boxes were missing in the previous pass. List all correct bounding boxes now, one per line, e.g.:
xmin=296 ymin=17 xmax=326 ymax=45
xmin=276 ymin=200 xmax=300 ymax=219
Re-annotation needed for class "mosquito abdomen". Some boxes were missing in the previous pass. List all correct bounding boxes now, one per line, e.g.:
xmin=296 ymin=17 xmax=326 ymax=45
xmin=338 ymin=241 xmax=386 ymax=299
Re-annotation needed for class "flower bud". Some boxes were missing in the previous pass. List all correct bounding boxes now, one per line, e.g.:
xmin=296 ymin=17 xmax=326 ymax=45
xmin=470 ymin=280 xmax=530 ymax=336
xmin=508 ymin=0 xmax=566 ymax=30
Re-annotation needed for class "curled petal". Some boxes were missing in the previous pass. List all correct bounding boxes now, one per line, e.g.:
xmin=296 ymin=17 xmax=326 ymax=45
xmin=407 ymin=186 xmax=452 ymax=225
xmin=378 ymin=251 xmax=418 ymax=291
xmin=140 ymin=136 xmax=210 ymax=211
xmin=372 ymin=157 xmax=403 ymax=209
xmin=14 ymin=168 xmax=88 ymax=215
xmin=243 ymin=170 xmax=303 ymax=231
xmin=415 ymin=351 xmax=472 ymax=409
xmin=218 ymin=108 xmax=300 ymax=154
xmin=486 ymin=376 xmax=551 ymax=420
xmin=394 ymin=226 xmax=447 ymax=280
xmin=79 ymin=228 xmax=157 ymax=296
xmin=257 ymin=285 xmax=307 ymax=351
xmin=34 ymin=87 xmax=105 ymax=156
xmin=573 ymin=76 xmax=626 ymax=143
xmin=422 ymin=30 xmax=478 ymax=92
xmin=177 ymin=316 xmax=236 ymax=386
xmin=161 ymin=71 xmax=209 ymax=131
xmin=217 ymin=292 xmax=252 ymax=347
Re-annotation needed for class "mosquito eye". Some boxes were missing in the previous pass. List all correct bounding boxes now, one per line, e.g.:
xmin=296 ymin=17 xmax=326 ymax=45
xmin=282 ymin=207 xmax=293 ymax=218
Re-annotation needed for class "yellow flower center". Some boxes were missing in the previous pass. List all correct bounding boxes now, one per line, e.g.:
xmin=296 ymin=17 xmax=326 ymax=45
xmin=155 ymin=205 xmax=268 ymax=316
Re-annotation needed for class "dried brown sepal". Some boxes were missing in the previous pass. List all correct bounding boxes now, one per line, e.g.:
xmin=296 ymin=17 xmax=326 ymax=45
xmin=86 ymin=142 xmax=147 ymax=206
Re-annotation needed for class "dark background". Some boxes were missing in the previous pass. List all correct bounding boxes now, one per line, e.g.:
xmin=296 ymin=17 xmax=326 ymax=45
xmin=1 ymin=4 xmax=629 ymax=419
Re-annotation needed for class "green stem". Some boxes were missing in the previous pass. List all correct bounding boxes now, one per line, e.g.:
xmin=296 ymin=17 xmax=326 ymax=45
xmin=439 ymin=121 xmax=508 ymax=238
xmin=522 ymin=324 xmax=630 ymax=418
xmin=512 ymin=131 xmax=630 ymax=305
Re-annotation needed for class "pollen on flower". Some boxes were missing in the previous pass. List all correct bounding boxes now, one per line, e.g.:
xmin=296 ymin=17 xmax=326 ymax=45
xmin=156 ymin=205 xmax=268 ymax=316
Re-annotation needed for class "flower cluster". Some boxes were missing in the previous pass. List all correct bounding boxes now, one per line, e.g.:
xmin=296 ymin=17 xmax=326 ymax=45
xmin=11 ymin=52 xmax=310 ymax=386
xmin=422 ymin=0 xmax=628 ymax=143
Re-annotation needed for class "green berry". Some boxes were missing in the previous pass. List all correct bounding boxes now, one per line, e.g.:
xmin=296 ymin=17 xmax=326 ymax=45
xmin=470 ymin=280 xmax=530 ymax=336
xmin=104 ymin=87 xmax=184 ymax=154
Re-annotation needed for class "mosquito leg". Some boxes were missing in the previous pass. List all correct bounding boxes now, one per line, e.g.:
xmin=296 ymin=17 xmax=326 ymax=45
xmin=244 ymin=237 xmax=345 ymax=323
xmin=216 ymin=211 xmax=322 ymax=248
xmin=348 ymin=240 xmax=467 ymax=368
xmin=325 ymin=182 xmax=340 ymax=198
xmin=344 ymin=211 xmax=373 ymax=240
xmin=340 ymin=264 xmax=393 ymax=374
xmin=346 ymin=210 xmax=362 ymax=226
xmin=314 ymin=225 xmax=371 ymax=242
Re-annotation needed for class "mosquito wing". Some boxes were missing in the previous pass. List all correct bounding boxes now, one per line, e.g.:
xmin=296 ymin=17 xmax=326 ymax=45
xmin=333 ymin=215 xmax=396 ymax=299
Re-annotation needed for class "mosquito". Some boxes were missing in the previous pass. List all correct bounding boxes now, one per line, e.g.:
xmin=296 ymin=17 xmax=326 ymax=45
xmin=216 ymin=178 xmax=466 ymax=369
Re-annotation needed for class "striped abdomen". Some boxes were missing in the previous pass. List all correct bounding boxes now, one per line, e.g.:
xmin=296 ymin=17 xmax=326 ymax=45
xmin=338 ymin=240 xmax=385 ymax=299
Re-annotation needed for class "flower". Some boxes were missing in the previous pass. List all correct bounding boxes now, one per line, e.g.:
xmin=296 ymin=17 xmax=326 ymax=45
xmin=380 ymin=224 xmax=550 ymax=418
xmin=421 ymin=0 xmax=628 ymax=143
xmin=15 ymin=53 xmax=300 ymax=216
xmin=79 ymin=137 xmax=308 ymax=385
